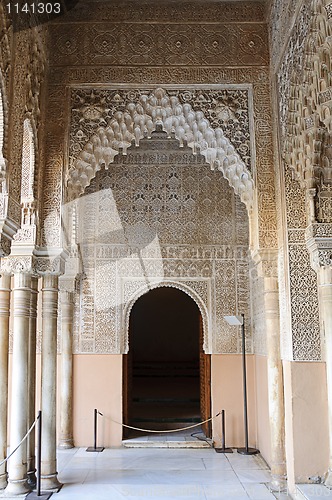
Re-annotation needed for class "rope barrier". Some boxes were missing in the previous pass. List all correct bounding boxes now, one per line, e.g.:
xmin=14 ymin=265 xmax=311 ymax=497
xmin=104 ymin=411 xmax=221 ymax=434
xmin=0 ymin=415 xmax=39 ymax=468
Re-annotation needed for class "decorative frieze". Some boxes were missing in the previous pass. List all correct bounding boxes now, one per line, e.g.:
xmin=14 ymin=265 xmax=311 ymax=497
xmin=48 ymin=22 xmax=268 ymax=69
xmin=55 ymin=1 xmax=266 ymax=24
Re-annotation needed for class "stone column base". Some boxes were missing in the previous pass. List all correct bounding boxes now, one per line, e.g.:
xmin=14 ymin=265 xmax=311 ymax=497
xmin=40 ymin=473 xmax=62 ymax=492
xmin=4 ymin=477 xmax=30 ymax=496
xmin=0 ymin=472 xmax=7 ymax=490
xmin=58 ymin=439 xmax=74 ymax=450
xmin=268 ymin=476 xmax=288 ymax=493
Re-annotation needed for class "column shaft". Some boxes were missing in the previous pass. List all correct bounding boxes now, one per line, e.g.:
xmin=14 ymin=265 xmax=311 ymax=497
xmin=320 ymin=267 xmax=332 ymax=488
xmin=58 ymin=290 xmax=74 ymax=449
xmin=27 ymin=276 xmax=38 ymax=486
xmin=264 ymin=276 xmax=286 ymax=491
xmin=0 ymin=273 xmax=11 ymax=490
xmin=5 ymin=273 xmax=32 ymax=496
xmin=41 ymin=274 xmax=62 ymax=491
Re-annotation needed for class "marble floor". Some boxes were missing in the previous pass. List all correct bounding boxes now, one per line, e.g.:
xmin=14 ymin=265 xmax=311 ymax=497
xmin=54 ymin=445 xmax=283 ymax=500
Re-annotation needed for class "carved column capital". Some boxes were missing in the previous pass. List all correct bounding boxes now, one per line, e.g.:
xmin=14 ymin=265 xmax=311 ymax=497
xmin=250 ymin=249 xmax=279 ymax=279
xmin=0 ymin=255 xmax=35 ymax=275
xmin=58 ymin=255 xmax=80 ymax=295
xmin=34 ymin=248 xmax=66 ymax=276
xmin=0 ymin=246 xmax=67 ymax=276
xmin=305 ymin=223 xmax=332 ymax=271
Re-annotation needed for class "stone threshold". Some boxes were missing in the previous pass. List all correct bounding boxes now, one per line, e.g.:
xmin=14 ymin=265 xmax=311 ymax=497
xmin=122 ymin=439 xmax=211 ymax=448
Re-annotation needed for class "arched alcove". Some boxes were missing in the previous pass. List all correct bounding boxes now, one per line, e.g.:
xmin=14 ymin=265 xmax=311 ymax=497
xmin=123 ymin=286 xmax=211 ymax=439
xmin=67 ymin=125 xmax=249 ymax=356
xmin=123 ymin=281 xmax=210 ymax=354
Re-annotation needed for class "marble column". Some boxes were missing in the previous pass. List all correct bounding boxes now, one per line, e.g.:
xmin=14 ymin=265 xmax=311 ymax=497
xmin=58 ymin=290 xmax=74 ymax=449
xmin=319 ymin=266 xmax=332 ymax=488
xmin=40 ymin=274 xmax=62 ymax=491
xmin=0 ymin=273 xmax=11 ymax=490
xmin=264 ymin=275 xmax=287 ymax=491
xmin=27 ymin=276 xmax=38 ymax=487
xmin=5 ymin=273 xmax=32 ymax=496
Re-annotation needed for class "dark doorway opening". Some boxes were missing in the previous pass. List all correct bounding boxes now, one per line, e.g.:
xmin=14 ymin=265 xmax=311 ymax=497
xmin=123 ymin=287 xmax=211 ymax=439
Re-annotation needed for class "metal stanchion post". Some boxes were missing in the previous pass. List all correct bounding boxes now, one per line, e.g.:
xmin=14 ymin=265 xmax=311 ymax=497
xmin=215 ymin=410 xmax=233 ymax=453
xmin=37 ymin=410 xmax=42 ymax=497
xmin=237 ymin=314 xmax=259 ymax=455
xmin=223 ymin=314 xmax=259 ymax=456
xmin=27 ymin=411 xmax=53 ymax=499
xmin=86 ymin=409 xmax=104 ymax=452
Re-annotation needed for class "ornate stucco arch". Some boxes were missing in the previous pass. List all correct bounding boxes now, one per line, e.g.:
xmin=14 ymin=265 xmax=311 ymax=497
xmin=68 ymin=87 xmax=254 ymax=208
xmin=284 ymin=0 xmax=332 ymax=188
xmin=123 ymin=280 xmax=211 ymax=355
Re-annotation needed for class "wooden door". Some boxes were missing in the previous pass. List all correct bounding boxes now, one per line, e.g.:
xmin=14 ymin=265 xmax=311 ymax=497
xmin=199 ymin=315 xmax=212 ymax=438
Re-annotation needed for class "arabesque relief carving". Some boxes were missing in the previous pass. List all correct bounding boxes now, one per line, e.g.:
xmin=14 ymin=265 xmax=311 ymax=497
xmin=281 ymin=166 xmax=321 ymax=361
xmin=49 ymin=23 xmax=267 ymax=69
xmin=69 ymin=88 xmax=254 ymax=207
xmin=57 ymin=1 xmax=266 ymax=24
xmin=0 ymin=19 xmax=48 ymax=258
xmin=40 ymin=1 xmax=277 ymax=358
xmin=274 ymin=0 xmax=332 ymax=360
xmin=71 ymin=130 xmax=250 ymax=355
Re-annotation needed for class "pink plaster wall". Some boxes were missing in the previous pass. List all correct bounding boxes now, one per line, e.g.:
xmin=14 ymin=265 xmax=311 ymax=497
xmin=211 ymin=354 xmax=257 ymax=449
xmin=68 ymin=353 xmax=263 ymax=450
xmin=283 ymin=360 xmax=329 ymax=488
xmin=71 ymin=354 xmax=123 ymax=447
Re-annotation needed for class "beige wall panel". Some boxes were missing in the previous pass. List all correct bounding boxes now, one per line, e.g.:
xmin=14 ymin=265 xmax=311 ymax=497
xmin=211 ymin=354 xmax=257 ymax=449
xmin=71 ymin=354 xmax=123 ymax=448
xmin=283 ymin=360 xmax=329 ymax=487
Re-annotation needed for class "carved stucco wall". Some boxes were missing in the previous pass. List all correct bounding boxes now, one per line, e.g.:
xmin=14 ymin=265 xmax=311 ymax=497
xmin=43 ymin=1 xmax=275 ymax=249
xmin=268 ymin=0 xmax=309 ymax=73
xmin=0 ymin=3 xmax=48 ymax=256
xmin=71 ymin=129 xmax=250 ymax=354
xmin=284 ymin=169 xmax=322 ymax=360
xmin=0 ymin=2 xmax=12 ymax=161
xmin=41 ymin=1 xmax=277 ymax=356
xmin=270 ymin=0 xmax=327 ymax=361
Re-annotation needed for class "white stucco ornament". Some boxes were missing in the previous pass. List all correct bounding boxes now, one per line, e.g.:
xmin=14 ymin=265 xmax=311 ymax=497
xmin=69 ymin=88 xmax=254 ymax=208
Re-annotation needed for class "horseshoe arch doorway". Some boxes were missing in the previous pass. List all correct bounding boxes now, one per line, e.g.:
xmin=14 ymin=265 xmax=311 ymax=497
xmin=123 ymin=287 xmax=211 ymax=440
